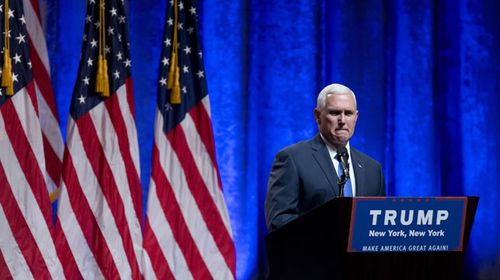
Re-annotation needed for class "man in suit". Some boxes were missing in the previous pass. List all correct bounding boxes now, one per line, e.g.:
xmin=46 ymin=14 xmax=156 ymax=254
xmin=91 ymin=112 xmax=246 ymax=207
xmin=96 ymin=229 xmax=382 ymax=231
xmin=265 ymin=83 xmax=385 ymax=231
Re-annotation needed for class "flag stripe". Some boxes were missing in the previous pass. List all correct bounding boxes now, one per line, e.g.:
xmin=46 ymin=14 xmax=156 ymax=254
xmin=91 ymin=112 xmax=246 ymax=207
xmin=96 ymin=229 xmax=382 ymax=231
xmin=25 ymin=0 xmax=63 ymax=208
xmin=62 ymin=142 xmax=122 ymax=279
xmin=182 ymin=103 xmax=232 ymax=234
xmin=36 ymin=86 xmax=62 ymax=156
xmin=124 ymin=77 xmax=137 ymax=120
xmin=0 ymin=151 xmax=50 ymax=278
xmin=87 ymin=99 xmax=143 ymax=277
xmin=42 ymin=133 xmax=62 ymax=189
xmin=0 ymin=242 xmax=14 ymax=280
xmin=28 ymin=0 xmax=41 ymax=19
xmin=150 ymin=147 xmax=209 ymax=280
xmin=58 ymin=148 xmax=118 ymax=279
xmin=53 ymin=214 xmax=85 ymax=280
xmin=143 ymin=218 xmax=175 ymax=280
xmin=0 ymin=104 xmax=65 ymax=279
xmin=119 ymin=80 xmax=140 ymax=173
xmin=149 ymin=144 xmax=209 ymax=279
xmin=1 ymin=90 xmax=51 ymax=223
xmin=0 ymin=205 xmax=32 ymax=280
xmin=24 ymin=0 xmax=50 ymax=74
xmin=29 ymin=40 xmax=57 ymax=116
xmin=144 ymin=195 xmax=193 ymax=279
xmin=105 ymin=81 xmax=142 ymax=219
xmin=154 ymin=112 xmax=233 ymax=279
xmin=166 ymin=120 xmax=235 ymax=274
xmin=188 ymin=97 xmax=218 ymax=182
xmin=76 ymin=112 xmax=141 ymax=279
xmin=141 ymin=238 xmax=159 ymax=280
xmin=35 ymin=89 xmax=64 ymax=159
xmin=25 ymin=0 xmax=64 ymax=198
xmin=196 ymin=98 xmax=225 ymax=194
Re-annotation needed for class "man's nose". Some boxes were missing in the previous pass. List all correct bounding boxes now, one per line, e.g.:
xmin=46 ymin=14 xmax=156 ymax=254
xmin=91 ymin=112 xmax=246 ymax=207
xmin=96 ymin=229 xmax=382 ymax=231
xmin=338 ymin=113 xmax=346 ymax=123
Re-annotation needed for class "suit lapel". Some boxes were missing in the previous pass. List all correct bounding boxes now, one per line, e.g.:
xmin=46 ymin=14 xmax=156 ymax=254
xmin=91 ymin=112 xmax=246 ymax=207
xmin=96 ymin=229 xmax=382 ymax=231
xmin=351 ymin=148 xmax=366 ymax=196
xmin=310 ymin=134 xmax=339 ymax=197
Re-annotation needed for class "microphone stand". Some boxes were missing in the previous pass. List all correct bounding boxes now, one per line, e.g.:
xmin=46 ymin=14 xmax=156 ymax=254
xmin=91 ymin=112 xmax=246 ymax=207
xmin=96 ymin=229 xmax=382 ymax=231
xmin=336 ymin=145 xmax=350 ymax=198
xmin=338 ymin=174 xmax=348 ymax=197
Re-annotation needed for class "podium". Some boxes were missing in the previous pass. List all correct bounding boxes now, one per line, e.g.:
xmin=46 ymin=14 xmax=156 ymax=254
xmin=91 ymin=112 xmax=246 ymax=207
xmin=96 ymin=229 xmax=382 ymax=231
xmin=265 ymin=197 xmax=478 ymax=280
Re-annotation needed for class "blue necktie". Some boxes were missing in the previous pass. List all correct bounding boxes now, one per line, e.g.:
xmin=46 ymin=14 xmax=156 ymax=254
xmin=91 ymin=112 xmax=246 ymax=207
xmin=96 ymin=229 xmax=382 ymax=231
xmin=337 ymin=159 xmax=353 ymax=197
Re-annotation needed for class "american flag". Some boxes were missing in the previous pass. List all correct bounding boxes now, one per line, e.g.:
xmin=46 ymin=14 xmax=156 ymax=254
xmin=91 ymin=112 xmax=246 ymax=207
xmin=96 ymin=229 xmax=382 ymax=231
xmin=0 ymin=0 xmax=64 ymax=278
xmin=24 ymin=0 xmax=63 ymax=202
xmin=54 ymin=0 xmax=143 ymax=278
xmin=142 ymin=0 xmax=236 ymax=279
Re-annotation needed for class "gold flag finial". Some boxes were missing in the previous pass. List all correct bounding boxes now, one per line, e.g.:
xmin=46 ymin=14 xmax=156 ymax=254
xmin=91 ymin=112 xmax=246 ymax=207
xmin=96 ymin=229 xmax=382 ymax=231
xmin=167 ymin=0 xmax=181 ymax=104
xmin=1 ymin=0 xmax=14 ymax=96
xmin=95 ymin=0 xmax=110 ymax=97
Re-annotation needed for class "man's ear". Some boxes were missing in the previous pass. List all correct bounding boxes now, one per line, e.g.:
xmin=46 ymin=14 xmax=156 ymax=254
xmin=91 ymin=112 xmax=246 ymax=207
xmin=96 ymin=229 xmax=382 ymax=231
xmin=314 ymin=108 xmax=321 ymax=124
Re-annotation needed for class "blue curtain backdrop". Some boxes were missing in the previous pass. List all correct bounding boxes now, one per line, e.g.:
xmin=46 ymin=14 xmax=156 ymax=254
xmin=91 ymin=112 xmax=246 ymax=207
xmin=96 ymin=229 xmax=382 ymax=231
xmin=42 ymin=0 xmax=499 ymax=279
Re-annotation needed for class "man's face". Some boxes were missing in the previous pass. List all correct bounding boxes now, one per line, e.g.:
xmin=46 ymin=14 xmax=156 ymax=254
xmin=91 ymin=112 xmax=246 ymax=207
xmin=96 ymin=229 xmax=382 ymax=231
xmin=314 ymin=93 xmax=358 ymax=147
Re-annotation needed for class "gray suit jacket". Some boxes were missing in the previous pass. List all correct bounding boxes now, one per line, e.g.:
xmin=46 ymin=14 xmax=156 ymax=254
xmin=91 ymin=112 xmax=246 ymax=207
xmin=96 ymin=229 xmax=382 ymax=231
xmin=265 ymin=134 xmax=385 ymax=230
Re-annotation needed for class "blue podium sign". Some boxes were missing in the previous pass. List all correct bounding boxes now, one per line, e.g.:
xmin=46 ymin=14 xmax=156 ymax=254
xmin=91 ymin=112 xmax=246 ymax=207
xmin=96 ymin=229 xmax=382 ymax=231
xmin=348 ymin=197 xmax=467 ymax=253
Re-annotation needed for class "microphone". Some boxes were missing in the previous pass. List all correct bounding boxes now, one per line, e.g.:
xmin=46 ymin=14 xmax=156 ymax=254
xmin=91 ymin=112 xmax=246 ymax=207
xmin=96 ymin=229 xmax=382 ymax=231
xmin=337 ymin=145 xmax=350 ymax=179
xmin=336 ymin=145 xmax=350 ymax=197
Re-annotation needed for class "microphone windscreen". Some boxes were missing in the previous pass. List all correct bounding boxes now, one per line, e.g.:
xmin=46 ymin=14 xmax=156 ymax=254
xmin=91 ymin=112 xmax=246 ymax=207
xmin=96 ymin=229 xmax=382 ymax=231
xmin=337 ymin=145 xmax=349 ymax=159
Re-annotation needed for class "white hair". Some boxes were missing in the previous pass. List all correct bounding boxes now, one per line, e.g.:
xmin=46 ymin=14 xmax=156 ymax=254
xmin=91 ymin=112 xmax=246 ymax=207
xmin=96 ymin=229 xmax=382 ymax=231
xmin=316 ymin=83 xmax=357 ymax=109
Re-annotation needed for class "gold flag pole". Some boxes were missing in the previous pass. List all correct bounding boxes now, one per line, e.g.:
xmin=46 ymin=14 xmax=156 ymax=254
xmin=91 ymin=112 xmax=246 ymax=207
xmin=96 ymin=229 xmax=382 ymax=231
xmin=167 ymin=0 xmax=181 ymax=104
xmin=2 ymin=0 xmax=13 ymax=96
